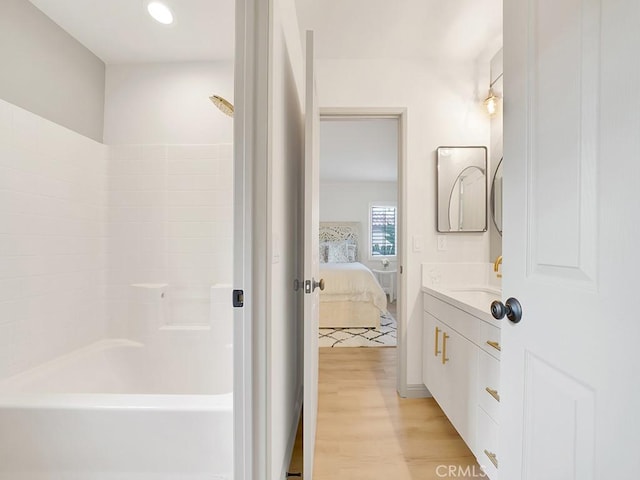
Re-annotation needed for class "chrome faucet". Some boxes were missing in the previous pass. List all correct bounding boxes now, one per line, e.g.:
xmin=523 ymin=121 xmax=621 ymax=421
xmin=493 ymin=255 xmax=503 ymax=279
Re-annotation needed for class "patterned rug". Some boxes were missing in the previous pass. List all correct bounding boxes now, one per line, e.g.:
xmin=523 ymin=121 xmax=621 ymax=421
xmin=318 ymin=311 xmax=397 ymax=347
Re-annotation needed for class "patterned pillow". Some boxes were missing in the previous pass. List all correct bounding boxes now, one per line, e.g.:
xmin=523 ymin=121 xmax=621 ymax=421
xmin=347 ymin=243 xmax=357 ymax=262
xmin=327 ymin=241 xmax=350 ymax=263
xmin=319 ymin=242 xmax=330 ymax=263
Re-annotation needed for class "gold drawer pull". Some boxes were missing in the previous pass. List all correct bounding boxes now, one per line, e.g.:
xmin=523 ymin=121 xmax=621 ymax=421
xmin=434 ymin=327 xmax=441 ymax=357
xmin=442 ymin=333 xmax=450 ymax=364
xmin=486 ymin=340 xmax=501 ymax=351
xmin=485 ymin=387 xmax=500 ymax=402
xmin=484 ymin=449 xmax=499 ymax=469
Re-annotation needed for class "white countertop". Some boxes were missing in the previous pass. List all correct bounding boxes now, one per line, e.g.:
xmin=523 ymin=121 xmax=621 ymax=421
xmin=422 ymin=284 xmax=502 ymax=327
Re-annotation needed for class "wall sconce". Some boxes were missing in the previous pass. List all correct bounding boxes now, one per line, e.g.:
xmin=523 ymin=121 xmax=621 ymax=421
xmin=483 ymin=73 xmax=503 ymax=116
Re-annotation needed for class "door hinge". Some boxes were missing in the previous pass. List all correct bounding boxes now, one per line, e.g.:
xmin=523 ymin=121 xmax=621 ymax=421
xmin=232 ymin=289 xmax=244 ymax=308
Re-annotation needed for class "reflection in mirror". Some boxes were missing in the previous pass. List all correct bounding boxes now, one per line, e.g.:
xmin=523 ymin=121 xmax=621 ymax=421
xmin=437 ymin=146 xmax=487 ymax=232
xmin=491 ymin=158 xmax=503 ymax=235
xmin=448 ymin=166 xmax=486 ymax=231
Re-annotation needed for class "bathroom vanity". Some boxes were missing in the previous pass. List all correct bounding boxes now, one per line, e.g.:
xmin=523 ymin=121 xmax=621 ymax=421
xmin=422 ymin=264 xmax=501 ymax=479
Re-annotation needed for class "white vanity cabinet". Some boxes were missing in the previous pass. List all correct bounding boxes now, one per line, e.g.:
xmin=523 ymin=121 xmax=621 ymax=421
xmin=422 ymin=289 xmax=502 ymax=479
xmin=423 ymin=311 xmax=478 ymax=448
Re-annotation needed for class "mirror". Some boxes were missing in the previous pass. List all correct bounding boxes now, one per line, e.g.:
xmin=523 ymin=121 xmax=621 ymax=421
xmin=491 ymin=157 xmax=503 ymax=235
xmin=437 ymin=146 xmax=487 ymax=232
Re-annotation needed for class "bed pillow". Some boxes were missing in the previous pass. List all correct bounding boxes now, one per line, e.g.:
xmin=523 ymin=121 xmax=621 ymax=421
xmin=327 ymin=241 xmax=350 ymax=263
xmin=319 ymin=242 xmax=330 ymax=263
xmin=347 ymin=243 xmax=357 ymax=262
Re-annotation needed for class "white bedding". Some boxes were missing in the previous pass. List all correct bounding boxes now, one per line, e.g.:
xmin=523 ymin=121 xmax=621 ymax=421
xmin=320 ymin=262 xmax=387 ymax=312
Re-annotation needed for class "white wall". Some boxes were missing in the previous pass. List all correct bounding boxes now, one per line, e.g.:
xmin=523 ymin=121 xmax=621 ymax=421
xmin=320 ymin=181 xmax=397 ymax=271
xmin=316 ymin=58 xmax=490 ymax=387
xmin=0 ymin=99 xmax=108 ymax=380
xmin=0 ymin=0 xmax=106 ymax=142
xmin=104 ymin=61 xmax=234 ymax=145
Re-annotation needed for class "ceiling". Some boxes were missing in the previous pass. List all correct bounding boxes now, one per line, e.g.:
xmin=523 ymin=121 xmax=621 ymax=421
xmin=320 ymin=118 xmax=398 ymax=183
xmin=295 ymin=0 xmax=502 ymax=61
xmin=28 ymin=0 xmax=234 ymax=64
xmin=28 ymin=0 xmax=501 ymax=65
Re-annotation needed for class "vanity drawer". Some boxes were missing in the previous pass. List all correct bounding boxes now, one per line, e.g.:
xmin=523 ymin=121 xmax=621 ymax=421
xmin=423 ymin=293 xmax=481 ymax=344
xmin=479 ymin=321 xmax=501 ymax=360
xmin=478 ymin=350 xmax=500 ymax=423
xmin=476 ymin=407 xmax=499 ymax=480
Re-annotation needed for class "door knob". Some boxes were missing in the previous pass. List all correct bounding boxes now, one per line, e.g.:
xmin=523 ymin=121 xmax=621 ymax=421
xmin=490 ymin=297 xmax=523 ymax=323
xmin=313 ymin=278 xmax=325 ymax=291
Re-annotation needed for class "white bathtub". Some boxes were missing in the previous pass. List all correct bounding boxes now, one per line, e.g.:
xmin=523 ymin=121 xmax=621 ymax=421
xmin=0 ymin=338 xmax=233 ymax=480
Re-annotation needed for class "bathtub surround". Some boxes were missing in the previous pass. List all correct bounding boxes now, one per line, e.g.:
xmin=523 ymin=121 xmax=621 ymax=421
xmin=106 ymin=144 xmax=234 ymax=337
xmin=0 ymin=99 xmax=233 ymax=378
xmin=0 ymin=99 xmax=108 ymax=381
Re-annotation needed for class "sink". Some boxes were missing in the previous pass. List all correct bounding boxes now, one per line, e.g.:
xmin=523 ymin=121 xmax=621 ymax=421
xmin=442 ymin=289 xmax=501 ymax=312
xmin=423 ymin=285 xmax=502 ymax=323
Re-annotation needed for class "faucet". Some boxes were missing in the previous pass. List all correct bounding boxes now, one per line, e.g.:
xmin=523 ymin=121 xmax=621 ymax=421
xmin=493 ymin=255 xmax=503 ymax=278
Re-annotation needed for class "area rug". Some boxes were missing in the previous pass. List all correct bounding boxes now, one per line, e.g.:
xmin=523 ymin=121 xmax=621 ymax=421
xmin=318 ymin=311 xmax=396 ymax=347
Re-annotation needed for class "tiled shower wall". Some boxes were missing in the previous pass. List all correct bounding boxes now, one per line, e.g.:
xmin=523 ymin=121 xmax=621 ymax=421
xmin=107 ymin=144 xmax=233 ymax=335
xmin=0 ymin=100 xmax=108 ymax=380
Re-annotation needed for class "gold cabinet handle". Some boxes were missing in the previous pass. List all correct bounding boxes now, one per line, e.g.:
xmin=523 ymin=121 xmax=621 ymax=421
xmin=486 ymin=340 xmax=501 ymax=351
xmin=442 ymin=332 xmax=450 ymax=364
xmin=484 ymin=449 xmax=499 ymax=469
xmin=434 ymin=327 xmax=441 ymax=357
xmin=485 ymin=387 xmax=500 ymax=402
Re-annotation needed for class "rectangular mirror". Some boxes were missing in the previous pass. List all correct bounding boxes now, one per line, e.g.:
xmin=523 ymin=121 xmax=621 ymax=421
xmin=436 ymin=146 xmax=488 ymax=232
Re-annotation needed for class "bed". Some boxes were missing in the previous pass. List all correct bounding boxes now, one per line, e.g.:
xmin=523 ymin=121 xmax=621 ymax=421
xmin=319 ymin=222 xmax=387 ymax=328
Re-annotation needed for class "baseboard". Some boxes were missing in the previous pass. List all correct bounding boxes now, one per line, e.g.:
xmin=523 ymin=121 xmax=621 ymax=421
xmin=403 ymin=383 xmax=432 ymax=398
xmin=280 ymin=384 xmax=304 ymax=480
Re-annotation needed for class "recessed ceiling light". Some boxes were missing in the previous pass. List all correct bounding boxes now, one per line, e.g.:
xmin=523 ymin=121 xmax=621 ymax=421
xmin=147 ymin=2 xmax=174 ymax=25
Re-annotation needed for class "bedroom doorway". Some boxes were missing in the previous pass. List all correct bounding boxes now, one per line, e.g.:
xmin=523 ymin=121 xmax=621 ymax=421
xmin=317 ymin=109 xmax=407 ymax=391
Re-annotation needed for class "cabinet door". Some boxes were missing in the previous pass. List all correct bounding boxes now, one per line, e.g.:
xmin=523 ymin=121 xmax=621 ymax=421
xmin=438 ymin=319 xmax=478 ymax=450
xmin=423 ymin=312 xmax=443 ymax=401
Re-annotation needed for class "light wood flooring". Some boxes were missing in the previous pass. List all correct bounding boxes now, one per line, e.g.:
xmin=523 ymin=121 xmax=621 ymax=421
xmin=289 ymin=347 xmax=480 ymax=479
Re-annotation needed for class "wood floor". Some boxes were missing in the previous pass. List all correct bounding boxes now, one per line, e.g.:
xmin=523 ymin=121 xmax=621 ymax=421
xmin=289 ymin=347 xmax=480 ymax=479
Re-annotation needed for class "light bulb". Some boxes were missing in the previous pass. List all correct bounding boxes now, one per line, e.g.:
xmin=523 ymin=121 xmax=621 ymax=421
xmin=147 ymin=2 xmax=174 ymax=25
xmin=484 ymin=88 xmax=499 ymax=116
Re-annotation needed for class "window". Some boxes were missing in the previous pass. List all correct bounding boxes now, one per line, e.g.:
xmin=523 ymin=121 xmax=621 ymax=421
xmin=370 ymin=205 xmax=397 ymax=257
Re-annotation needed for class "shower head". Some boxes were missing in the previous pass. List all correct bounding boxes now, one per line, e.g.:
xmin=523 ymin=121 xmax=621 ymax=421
xmin=210 ymin=95 xmax=234 ymax=117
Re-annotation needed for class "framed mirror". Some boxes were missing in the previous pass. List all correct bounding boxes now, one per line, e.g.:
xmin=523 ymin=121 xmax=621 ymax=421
xmin=490 ymin=157 xmax=503 ymax=235
xmin=436 ymin=146 xmax=487 ymax=232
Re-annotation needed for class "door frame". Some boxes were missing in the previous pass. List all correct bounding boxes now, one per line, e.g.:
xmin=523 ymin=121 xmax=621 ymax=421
xmin=319 ymin=107 xmax=409 ymax=395
xmin=233 ymin=0 xmax=270 ymax=479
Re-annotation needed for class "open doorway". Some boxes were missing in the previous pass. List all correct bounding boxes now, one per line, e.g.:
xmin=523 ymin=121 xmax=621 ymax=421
xmin=317 ymin=115 xmax=400 ymax=348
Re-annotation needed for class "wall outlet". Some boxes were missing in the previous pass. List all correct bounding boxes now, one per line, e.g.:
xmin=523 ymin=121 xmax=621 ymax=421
xmin=437 ymin=235 xmax=448 ymax=251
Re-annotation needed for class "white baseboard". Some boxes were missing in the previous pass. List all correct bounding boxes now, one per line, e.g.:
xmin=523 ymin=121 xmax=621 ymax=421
xmin=280 ymin=384 xmax=304 ymax=480
xmin=403 ymin=383 xmax=431 ymax=398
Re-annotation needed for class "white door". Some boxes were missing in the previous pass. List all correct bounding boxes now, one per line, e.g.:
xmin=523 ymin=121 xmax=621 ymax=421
xmin=502 ymin=1 xmax=640 ymax=478
xmin=303 ymin=30 xmax=321 ymax=480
